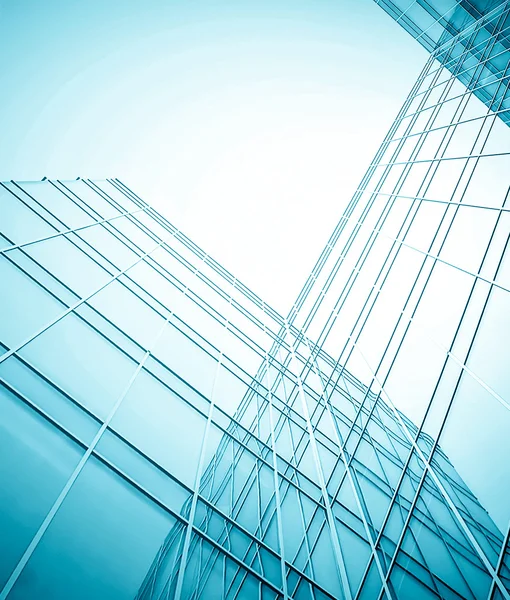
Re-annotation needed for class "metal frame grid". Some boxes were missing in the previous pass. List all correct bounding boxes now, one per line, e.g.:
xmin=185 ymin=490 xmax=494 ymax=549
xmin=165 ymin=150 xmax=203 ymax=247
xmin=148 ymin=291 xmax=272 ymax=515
xmin=1 ymin=2 xmax=510 ymax=600
xmin=2 ymin=168 xmax=506 ymax=599
xmin=373 ymin=1 xmax=510 ymax=124
xmin=269 ymin=3 xmax=510 ymax=599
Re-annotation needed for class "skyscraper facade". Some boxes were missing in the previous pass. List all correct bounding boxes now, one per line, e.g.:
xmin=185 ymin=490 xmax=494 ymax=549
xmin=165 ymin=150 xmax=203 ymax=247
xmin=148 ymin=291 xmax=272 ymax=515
xmin=1 ymin=2 xmax=510 ymax=600
xmin=279 ymin=1 xmax=510 ymax=597
xmin=375 ymin=0 xmax=510 ymax=123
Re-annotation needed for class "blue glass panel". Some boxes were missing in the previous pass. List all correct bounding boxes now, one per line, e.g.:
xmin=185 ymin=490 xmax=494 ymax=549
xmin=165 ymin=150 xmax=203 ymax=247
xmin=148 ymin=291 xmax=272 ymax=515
xmin=437 ymin=368 xmax=510 ymax=535
xmin=96 ymin=428 xmax=191 ymax=514
xmin=310 ymin=524 xmax=345 ymax=599
xmin=88 ymin=278 xmax=167 ymax=349
xmin=19 ymin=312 xmax=138 ymax=419
xmin=0 ymin=356 xmax=100 ymax=445
xmin=9 ymin=457 xmax=175 ymax=600
xmin=390 ymin=563 xmax=440 ymax=599
xmin=151 ymin=320 xmax=219 ymax=400
xmin=108 ymin=368 xmax=207 ymax=488
xmin=0 ymin=384 xmax=83 ymax=588
xmin=0 ymin=184 xmax=55 ymax=246
xmin=0 ymin=257 xmax=64 ymax=351
xmin=78 ymin=222 xmax=141 ymax=270
xmin=25 ymin=234 xmax=115 ymax=298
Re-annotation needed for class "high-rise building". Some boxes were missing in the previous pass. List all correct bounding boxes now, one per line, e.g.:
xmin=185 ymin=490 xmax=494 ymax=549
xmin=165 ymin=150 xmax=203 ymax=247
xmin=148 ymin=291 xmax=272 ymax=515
xmin=375 ymin=0 xmax=510 ymax=124
xmin=1 ymin=1 xmax=510 ymax=599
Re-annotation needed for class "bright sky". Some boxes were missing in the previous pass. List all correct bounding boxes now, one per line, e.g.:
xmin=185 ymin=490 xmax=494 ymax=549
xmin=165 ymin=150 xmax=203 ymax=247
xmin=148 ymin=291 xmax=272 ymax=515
xmin=0 ymin=0 xmax=427 ymax=312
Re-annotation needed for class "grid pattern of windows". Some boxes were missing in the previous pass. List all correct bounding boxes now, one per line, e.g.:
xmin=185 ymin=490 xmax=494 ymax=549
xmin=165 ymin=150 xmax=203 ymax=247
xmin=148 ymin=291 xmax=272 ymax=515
xmin=2 ymin=2 xmax=510 ymax=600
xmin=0 ymin=177 xmax=296 ymax=599
xmin=280 ymin=3 xmax=510 ymax=598
xmin=1 ymin=175 xmax=508 ymax=599
xmin=374 ymin=0 xmax=510 ymax=124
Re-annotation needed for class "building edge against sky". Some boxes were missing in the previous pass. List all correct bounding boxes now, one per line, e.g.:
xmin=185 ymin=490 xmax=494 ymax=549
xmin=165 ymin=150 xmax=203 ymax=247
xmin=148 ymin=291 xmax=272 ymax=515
xmin=1 ymin=173 xmax=509 ymax=599
xmin=288 ymin=0 xmax=510 ymax=530
xmin=1 ymin=1 xmax=510 ymax=600
xmin=374 ymin=0 xmax=510 ymax=125
xmin=127 ymin=1 xmax=510 ymax=593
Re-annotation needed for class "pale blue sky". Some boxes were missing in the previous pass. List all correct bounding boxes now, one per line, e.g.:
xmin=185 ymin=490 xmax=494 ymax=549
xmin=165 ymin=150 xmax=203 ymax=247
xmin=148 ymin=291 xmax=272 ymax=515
xmin=0 ymin=0 xmax=427 ymax=310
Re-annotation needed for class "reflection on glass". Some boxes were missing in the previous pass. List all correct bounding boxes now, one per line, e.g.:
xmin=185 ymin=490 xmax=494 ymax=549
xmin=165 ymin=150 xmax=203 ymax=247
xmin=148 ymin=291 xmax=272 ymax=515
xmin=2 ymin=1 xmax=510 ymax=598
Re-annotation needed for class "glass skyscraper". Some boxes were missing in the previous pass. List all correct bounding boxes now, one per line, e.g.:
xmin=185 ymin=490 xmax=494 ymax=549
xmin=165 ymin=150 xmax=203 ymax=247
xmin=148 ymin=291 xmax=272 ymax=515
xmin=375 ymin=0 xmax=510 ymax=124
xmin=1 ymin=1 xmax=510 ymax=599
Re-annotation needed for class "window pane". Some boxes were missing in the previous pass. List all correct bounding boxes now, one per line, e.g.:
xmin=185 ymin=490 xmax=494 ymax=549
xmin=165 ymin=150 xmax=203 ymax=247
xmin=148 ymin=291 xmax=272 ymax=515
xmin=0 ymin=384 xmax=83 ymax=588
xmin=9 ymin=457 xmax=177 ymax=600
xmin=109 ymin=368 xmax=208 ymax=488
xmin=20 ymin=312 xmax=138 ymax=419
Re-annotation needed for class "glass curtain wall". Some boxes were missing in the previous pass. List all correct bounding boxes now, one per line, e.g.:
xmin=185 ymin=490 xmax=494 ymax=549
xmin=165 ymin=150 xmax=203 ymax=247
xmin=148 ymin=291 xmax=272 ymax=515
xmin=0 ymin=177 xmax=284 ymax=599
xmin=1 ymin=175 xmax=507 ymax=599
xmin=1 ymin=2 xmax=510 ymax=599
xmin=284 ymin=3 xmax=510 ymax=598
xmin=374 ymin=0 xmax=510 ymax=124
